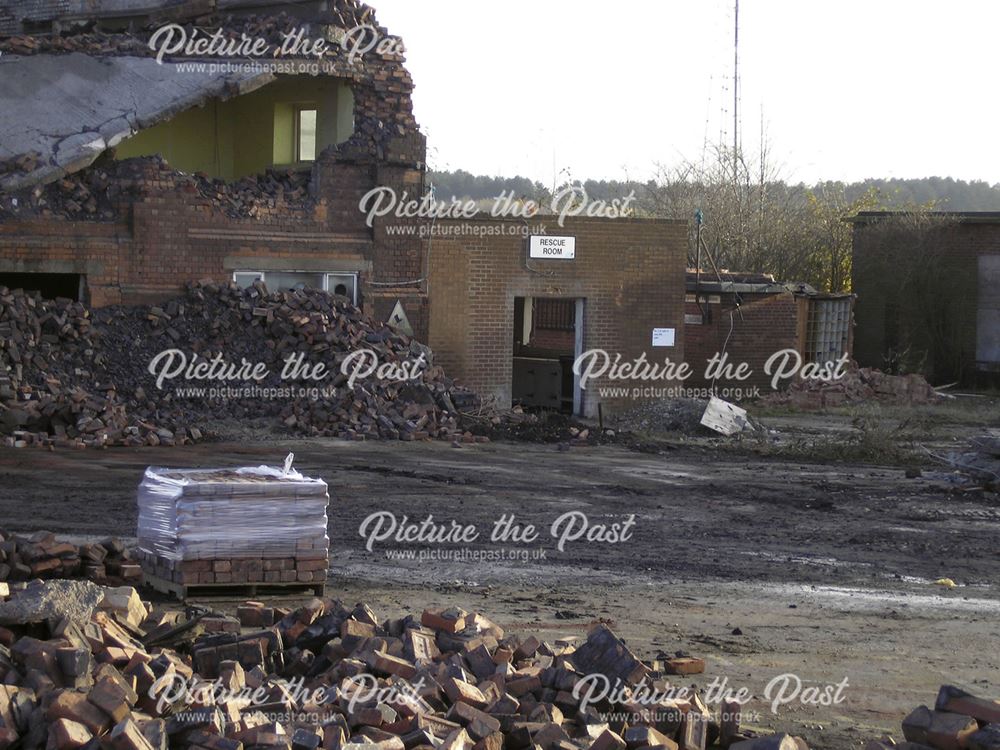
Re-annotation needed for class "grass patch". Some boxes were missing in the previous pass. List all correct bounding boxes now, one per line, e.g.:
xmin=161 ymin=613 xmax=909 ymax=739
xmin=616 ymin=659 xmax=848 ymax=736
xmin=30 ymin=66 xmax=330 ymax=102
xmin=736 ymin=405 xmax=925 ymax=466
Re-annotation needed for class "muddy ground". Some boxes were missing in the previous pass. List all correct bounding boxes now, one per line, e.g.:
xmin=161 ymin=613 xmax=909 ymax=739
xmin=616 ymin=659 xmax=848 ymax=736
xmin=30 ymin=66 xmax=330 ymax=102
xmin=0 ymin=407 xmax=998 ymax=749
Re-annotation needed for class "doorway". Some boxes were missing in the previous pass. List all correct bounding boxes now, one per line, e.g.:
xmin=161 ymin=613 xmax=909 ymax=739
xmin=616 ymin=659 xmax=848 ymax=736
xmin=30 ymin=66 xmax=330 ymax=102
xmin=0 ymin=272 xmax=82 ymax=300
xmin=512 ymin=296 xmax=584 ymax=415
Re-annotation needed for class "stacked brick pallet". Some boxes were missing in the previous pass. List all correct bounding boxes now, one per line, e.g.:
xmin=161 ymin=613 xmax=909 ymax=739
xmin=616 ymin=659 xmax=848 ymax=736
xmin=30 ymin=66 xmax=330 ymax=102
xmin=135 ymin=464 xmax=330 ymax=594
xmin=135 ymin=551 xmax=328 ymax=588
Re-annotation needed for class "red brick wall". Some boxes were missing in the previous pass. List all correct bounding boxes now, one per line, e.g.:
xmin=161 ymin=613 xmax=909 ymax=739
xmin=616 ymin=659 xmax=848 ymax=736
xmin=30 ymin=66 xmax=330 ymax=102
xmin=852 ymin=217 xmax=1000 ymax=381
xmin=684 ymin=292 xmax=800 ymax=396
xmin=426 ymin=216 xmax=688 ymax=417
xmin=0 ymin=153 xmax=429 ymax=338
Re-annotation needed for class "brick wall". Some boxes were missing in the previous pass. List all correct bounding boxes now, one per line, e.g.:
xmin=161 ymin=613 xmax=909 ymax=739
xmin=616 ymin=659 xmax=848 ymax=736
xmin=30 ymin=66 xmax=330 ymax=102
xmin=0 ymin=149 xmax=429 ymax=320
xmin=426 ymin=216 xmax=688 ymax=418
xmin=684 ymin=292 xmax=801 ymax=395
xmin=852 ymin=217 xmax=1000 ymax=382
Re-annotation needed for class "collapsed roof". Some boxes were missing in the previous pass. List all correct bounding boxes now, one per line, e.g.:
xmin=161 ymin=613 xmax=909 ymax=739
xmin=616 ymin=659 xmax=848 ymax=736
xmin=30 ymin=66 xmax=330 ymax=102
xmin=0 ymin=52 xmax=273 ymax=191
xmin=0 ymin=0 xmax=412 ymax=194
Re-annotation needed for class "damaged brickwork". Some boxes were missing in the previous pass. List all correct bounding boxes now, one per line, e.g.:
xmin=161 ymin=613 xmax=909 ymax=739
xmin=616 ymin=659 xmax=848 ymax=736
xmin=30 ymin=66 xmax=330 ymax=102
xmin=0 ymin=1 xmax=429 ymax=338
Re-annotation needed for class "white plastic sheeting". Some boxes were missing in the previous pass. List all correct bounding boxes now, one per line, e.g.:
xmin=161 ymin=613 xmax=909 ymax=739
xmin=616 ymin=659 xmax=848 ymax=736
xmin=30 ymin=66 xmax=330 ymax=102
xmin=136 ymin=462 xmax=330 ymax=561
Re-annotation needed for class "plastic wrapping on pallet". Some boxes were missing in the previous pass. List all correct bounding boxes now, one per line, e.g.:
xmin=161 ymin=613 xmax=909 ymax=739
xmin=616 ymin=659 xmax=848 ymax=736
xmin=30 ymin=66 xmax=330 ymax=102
xmin=136 ymin=460 xmax=330 ymax=562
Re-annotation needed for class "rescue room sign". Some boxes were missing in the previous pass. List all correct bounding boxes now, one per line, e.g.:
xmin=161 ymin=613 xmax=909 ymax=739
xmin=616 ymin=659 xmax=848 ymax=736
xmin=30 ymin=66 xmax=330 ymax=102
xmin=529 ymin=235 xmax=576 ymax=260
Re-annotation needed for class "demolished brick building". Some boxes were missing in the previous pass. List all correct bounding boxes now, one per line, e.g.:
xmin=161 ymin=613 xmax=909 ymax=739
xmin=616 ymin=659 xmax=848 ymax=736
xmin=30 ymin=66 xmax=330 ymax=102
xmin=683 ymin=270 xmax=854 ymax=393
xmin=0 ymin=0 xmax=688 ymax=419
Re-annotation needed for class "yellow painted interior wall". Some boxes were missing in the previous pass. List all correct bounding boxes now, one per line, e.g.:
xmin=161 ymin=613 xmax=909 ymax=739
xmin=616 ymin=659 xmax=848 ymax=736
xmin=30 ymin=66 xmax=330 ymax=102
xmin=115 ymin=76 xmax=355 ymax=180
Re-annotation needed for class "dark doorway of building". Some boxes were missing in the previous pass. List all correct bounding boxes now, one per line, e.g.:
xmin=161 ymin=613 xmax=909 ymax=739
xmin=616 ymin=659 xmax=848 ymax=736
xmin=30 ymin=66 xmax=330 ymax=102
xmin=0 ymin=273 xmax=82 ymax=300
xmin=512 ymin=297 xmax=583 ymax=415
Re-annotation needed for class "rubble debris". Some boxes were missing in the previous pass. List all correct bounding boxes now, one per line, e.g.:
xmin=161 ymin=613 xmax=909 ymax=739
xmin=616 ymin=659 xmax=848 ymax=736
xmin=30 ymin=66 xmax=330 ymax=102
xmin=610 ymin=398 xmax=708 ymax=436
xmin=0 ymin=579 xmax=104 ymax=626
xmin=869 ymin=685 xmax=1000 ymax=750
xmin=936 ymin=435 xmax=1000 ymax=492
xmin=0 ymin=10 xmax=378 ymax=61
xmin=0 ymin=584 xmax=820 ymax=750
xmin=0 ymin=156 xmax=314 ymax=223
xmin=759 ymin=361 xmax=941 ymax=410
xmin=0 ymin=280 xmax=481 ymax=448
xmin=136 ymin=464 xmax=330 ymax=589
xmin=0 ymin=530 xmax=140 ymax=586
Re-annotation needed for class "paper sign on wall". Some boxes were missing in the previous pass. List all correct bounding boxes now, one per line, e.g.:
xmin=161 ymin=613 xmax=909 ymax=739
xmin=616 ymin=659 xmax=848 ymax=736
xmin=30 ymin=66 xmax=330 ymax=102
xmin=652 ymin=328 xmax=675 ymax=347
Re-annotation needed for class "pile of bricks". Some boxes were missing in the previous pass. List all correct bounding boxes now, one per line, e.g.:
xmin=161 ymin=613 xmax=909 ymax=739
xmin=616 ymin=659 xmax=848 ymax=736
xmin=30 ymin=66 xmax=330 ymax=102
xmin=1 ymin=279 xmax=480 ymax=448
xmin=0 ymin=8 xmax=377 ymax=59
xmin=0 ymin=159 xmax=128 ymax=221
xmin=0 ymin=156 xmax=313 ymax=224
xmin=759 ymin=362 xmax=940 ymax=410
xmin=866 ymin=685 xmax=1000 ymax=749
xmin=0 ymin=531 xmax=140 ymax=586
xmin=194 ymin=167 xmax=314 ymax=221
xmin=136 ymin=552 xmax=327 ymax=588
xmin=0 ymin=585 xmax=824 ymax=750
xmin=0 ymin=285 xmax=200 ymax=448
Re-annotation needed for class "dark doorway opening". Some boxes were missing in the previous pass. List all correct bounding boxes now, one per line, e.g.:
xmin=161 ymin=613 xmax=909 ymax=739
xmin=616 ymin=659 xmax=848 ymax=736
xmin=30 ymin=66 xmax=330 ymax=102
xmin=0 ymin=273 xmax=82 ymax=301
xmin=512 ymin=296 xmax=583 ymax=414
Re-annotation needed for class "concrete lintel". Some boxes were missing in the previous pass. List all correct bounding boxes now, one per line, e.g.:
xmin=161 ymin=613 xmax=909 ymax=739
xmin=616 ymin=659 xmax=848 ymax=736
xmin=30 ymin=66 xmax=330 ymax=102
xmin=223 ymin=256 xmax=373 ymax=273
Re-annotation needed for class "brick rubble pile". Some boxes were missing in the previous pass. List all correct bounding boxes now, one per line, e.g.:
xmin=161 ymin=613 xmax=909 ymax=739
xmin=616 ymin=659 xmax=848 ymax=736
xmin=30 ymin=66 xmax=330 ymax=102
xmin=0 ymin=582 xmax=823 ymax=750
xmin=759 ymin=362 xmax=940 ymax=410
xmin=0 ymin=531 xmax=140 ymax=586
xmin=0 ymin=280 xmax=478 ymax=448
xmin=866 ymin=686 xmax=1000 ymax=749
xmin=0 ymin=8 xmax=377 ymax=58
xmin=0 ymin=156 xmax=314 ymax=223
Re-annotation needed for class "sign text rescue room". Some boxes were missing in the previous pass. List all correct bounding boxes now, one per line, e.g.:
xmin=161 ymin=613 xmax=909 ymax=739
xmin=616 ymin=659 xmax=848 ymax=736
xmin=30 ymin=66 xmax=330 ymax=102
xmin=529 ymin=235 xmax=576 ymax=260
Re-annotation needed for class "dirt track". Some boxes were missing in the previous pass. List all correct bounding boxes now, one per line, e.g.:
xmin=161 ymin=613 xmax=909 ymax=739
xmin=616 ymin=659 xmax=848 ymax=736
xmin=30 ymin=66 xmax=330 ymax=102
xmin=1 ymin=437 xmax=998 ymax=749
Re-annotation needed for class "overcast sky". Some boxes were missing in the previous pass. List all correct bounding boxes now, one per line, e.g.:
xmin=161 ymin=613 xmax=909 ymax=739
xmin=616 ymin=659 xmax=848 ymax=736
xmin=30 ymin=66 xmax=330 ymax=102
xmin=369 ymin=0 xmax=1000 ymax=187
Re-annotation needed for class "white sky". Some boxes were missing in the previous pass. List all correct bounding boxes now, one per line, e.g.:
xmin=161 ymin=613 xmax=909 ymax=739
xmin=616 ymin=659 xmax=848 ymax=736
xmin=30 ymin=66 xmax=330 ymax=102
xmin=369 ymin=0 xmax=1000 ymax=187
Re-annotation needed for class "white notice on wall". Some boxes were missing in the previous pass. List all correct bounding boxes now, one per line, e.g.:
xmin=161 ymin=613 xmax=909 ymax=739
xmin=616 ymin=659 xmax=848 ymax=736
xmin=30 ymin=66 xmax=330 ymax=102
xmin=651 ymin=328 xmax=676 ymax=347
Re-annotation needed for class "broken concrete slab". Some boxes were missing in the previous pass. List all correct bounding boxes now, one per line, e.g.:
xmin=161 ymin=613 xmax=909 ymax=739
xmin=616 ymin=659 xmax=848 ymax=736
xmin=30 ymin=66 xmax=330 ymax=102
xmin=0 ymin=579 xmax=104 ymax=626
xmin=700 ymin=396 xmax=749 ymax=436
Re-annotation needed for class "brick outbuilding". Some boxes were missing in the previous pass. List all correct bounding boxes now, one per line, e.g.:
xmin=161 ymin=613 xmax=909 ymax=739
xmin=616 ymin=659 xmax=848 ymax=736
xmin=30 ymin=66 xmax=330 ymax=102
xmin=850 ymin=211 xmax=1000 ymax=383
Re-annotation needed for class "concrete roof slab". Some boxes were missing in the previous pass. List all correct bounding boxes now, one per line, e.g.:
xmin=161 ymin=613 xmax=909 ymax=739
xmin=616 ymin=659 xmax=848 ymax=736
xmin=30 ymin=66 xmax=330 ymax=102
xmin=0 ymin=52 xmax=274 ymax=190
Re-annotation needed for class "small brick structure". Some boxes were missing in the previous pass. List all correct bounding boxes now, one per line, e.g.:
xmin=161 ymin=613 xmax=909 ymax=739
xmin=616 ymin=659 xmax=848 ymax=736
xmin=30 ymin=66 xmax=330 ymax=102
xmin=426 ymin=216 xmax=688 ymax=418
xmin=851 ymin=211 xmax=1000 ymax=384
xmin=684 ymin=270 xmax=855 ymax=398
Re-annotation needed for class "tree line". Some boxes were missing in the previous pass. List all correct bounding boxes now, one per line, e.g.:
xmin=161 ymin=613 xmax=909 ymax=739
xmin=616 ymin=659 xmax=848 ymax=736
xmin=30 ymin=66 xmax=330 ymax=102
xmin=428 ymin=157 xmax=1000 ymax=293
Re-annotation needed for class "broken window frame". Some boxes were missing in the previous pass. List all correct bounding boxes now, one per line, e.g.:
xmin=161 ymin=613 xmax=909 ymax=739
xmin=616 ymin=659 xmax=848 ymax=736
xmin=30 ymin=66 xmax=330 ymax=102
xmin=232 ymin=271 xmax=357 ymax=304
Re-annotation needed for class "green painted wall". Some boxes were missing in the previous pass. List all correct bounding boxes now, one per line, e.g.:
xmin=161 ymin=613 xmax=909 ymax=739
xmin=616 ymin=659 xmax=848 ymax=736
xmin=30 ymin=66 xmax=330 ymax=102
xmin=115 ymin=77 xmax=354 ymax=180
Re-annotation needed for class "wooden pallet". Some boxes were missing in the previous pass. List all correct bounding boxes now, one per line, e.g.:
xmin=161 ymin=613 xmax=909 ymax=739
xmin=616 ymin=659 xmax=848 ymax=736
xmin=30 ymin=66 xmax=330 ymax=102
xmin=143 ymin=571 xmax=325 ymax=602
